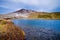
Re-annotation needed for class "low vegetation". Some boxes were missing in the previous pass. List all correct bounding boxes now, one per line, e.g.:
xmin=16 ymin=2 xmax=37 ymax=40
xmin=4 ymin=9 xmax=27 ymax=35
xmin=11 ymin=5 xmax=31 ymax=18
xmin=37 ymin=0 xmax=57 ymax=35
xmin=28 ymin=12 xmax=60 ymax=19
xmin=0 ymin=20 xmax=25 ymax=40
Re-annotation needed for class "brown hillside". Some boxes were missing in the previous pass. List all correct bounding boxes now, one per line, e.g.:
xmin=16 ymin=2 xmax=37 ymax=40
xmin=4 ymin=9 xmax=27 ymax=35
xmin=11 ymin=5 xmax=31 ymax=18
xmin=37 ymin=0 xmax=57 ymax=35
xmin=0 ymin=20 xmax=25 ymax=40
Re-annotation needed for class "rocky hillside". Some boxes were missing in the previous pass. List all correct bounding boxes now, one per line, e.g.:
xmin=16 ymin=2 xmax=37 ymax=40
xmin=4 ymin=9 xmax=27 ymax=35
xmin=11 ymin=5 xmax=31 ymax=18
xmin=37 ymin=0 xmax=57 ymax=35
xmin=0 ymin=9 xmax=60 ymax=20
xmin=0 ymin=20 xmax=25 ymax=40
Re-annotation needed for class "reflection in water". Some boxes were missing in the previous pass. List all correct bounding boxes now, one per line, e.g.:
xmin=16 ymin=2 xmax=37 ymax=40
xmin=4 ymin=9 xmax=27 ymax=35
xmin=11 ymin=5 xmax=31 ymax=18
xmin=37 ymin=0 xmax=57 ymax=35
xmin=13 ymin=19 xmax=60 ymax=33
xmin=13 ymin=19 xmax=60 ymax=40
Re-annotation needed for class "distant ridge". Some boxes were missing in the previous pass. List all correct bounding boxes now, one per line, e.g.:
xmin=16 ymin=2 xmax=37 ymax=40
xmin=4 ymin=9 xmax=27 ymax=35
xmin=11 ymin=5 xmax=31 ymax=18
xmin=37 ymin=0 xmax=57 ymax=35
xmin=0 ymin=9 xmax=60 ymax=20
xmin=14 ymin=9 xmax=35 ymax=13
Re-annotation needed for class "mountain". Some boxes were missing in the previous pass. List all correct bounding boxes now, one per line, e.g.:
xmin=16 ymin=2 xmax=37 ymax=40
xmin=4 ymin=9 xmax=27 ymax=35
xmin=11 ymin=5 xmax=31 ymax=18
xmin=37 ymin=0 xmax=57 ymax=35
xmin=0 ymin=9 xmax=35 ymax=20
xmin=0 ymin=9 xmax=60 ymax=20
xmin=14 ymin=9 xmax=35 ymax=13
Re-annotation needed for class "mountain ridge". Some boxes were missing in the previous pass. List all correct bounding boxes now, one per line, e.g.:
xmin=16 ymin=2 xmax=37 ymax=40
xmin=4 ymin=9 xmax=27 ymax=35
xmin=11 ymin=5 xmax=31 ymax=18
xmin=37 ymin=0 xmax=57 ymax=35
xmin=0 ymin=9 xmax=60 ymax=20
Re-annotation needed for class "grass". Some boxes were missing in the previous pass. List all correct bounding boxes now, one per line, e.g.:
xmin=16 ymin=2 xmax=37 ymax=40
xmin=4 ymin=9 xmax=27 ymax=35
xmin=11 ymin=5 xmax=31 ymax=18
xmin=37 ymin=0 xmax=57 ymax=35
xmin=28 ymin=12 xmax=60 ymax=19
xmin=0 ymin=20 xmax=25 ymax=40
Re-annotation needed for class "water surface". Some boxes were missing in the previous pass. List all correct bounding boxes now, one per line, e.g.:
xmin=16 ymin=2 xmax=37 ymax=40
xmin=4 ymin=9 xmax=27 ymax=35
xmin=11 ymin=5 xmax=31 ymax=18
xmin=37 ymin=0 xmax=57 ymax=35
xmin=13 ymin=19 xmax=60 ymax=33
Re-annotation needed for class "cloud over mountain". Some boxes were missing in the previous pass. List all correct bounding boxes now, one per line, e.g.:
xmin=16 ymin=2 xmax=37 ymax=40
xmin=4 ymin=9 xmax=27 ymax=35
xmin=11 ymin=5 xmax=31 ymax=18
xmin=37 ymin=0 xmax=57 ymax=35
xmin=0 ymin=0 xmax=60 ymax=13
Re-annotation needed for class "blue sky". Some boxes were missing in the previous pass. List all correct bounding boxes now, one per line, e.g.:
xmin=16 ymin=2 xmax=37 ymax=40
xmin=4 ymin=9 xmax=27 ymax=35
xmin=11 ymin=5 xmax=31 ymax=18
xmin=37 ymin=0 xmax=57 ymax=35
xmin=0 ymin=0 xmax=60 ymax=14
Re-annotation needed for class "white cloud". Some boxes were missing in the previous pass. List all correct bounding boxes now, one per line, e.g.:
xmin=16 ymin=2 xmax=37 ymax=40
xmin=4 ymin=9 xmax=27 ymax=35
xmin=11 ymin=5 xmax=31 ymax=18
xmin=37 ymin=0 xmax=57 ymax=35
xmin=0 ymin=5 xmax=21 ymax=10
xmin=1 ymin=0 xmax=60 ymax=12
xmin=7 ymin=0 xmax=39 ymax=6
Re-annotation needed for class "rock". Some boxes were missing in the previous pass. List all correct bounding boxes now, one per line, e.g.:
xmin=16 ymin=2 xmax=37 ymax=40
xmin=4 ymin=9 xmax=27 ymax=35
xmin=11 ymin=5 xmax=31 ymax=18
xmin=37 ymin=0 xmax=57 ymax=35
xmin=0 ymin=20 xmax=25 ymax=40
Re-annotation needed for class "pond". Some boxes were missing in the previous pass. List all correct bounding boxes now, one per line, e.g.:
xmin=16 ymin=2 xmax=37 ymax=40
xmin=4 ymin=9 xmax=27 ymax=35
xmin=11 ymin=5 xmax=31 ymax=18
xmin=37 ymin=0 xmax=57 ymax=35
xmin=13 ymin=19 xmax=60 ymax=33
xmin=13 ymin=19 xmax=60 ymax=40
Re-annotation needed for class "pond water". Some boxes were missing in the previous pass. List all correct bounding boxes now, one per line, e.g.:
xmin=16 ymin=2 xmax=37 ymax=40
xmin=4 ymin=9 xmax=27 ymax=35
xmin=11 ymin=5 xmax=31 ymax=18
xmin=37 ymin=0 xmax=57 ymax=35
xmin=13 ymin=19 xmax=60 ymax=33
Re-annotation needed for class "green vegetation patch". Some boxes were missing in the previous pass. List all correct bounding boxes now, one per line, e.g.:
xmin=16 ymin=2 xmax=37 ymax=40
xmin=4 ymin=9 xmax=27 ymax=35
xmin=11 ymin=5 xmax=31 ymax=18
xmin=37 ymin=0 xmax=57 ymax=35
xmin=0 ymin=20 xmax=7 ymax=34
